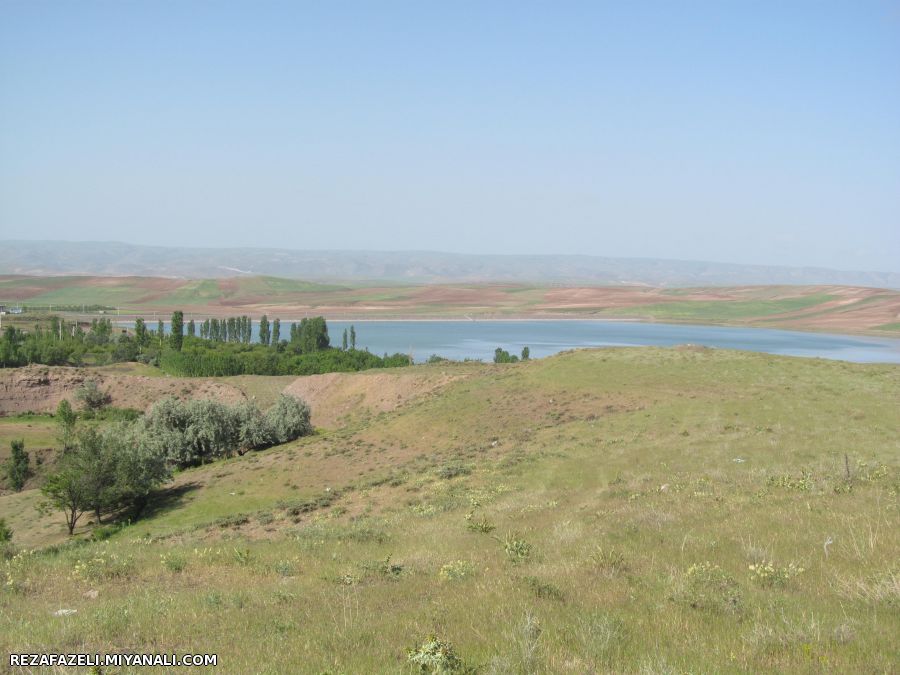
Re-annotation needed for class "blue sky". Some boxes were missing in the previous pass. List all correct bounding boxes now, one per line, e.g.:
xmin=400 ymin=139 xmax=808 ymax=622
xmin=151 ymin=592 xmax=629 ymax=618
xmin=1 ymin=1 xmax=898 ymax=272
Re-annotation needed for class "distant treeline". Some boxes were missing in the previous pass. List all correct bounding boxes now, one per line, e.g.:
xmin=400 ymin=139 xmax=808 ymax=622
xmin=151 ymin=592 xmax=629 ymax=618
xmin=1 ymin=313 xmax=411 ymax=376
xmin=0 ymin=317 xmax=133 ymax=367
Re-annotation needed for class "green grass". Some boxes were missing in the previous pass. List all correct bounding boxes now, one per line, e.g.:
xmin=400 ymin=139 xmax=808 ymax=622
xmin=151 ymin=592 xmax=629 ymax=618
xmin=1 ymin=349 xmax=898 ymax=673
xmin=874 ymin=321 xmax=900 ymax=331
xmin=611 ymin=293 xmax=836 ymax=321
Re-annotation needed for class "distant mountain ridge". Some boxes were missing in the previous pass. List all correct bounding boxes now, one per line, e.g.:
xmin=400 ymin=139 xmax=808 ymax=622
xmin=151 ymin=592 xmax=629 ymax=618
xmin=3 ymin=240 xmax=899 ymax=288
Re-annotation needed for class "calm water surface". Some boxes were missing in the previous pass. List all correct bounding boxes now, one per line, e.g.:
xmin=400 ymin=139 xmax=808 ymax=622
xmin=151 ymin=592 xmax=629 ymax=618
xmin=324 ymin=320 xmax=900 ymax=364
xmin=131 ymin=319 xmax=900 ymax=364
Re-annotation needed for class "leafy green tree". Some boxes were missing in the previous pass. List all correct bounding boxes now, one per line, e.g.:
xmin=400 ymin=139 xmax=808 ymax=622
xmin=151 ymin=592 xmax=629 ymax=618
xmin=259 ymin=315 xmax=270 ymax=346
xmin=6 ymin=439 xmax=30 ymax=491
xmin=350 ymin=325 xmax=356 ymax=350
xmin=105 ymin=423 xmax=171 ymax=515
xmin=41 ymin=454 xmax=92 ymax=535
xmin=272 ymin=318 xmax=280 ymax=345
xmin=56 ymin=399 xmax=77 ymax=451
xmin=265 ymin=394 xmax=312 ymax=444
xmin=187 ymin=319 xmax=196 ymax=338
xmin=113 ymin=334 xmax=138 ymax=362
xmin=342 ymin=328 xmax=348 ymax=351
xmin=493 ymin=347 xmax=518 ymax=364
xmin=134 ymin=318 xmax=149 ymax=348
xmin=521 ymin=346 xmax=530 ymax=361
xmin=70 ymin=428 xmax=119 ymax=523
xmin=157 ymin=319 xmax=165 ymax=346
xmin=170 ymin=311 xmax=184 ymax=351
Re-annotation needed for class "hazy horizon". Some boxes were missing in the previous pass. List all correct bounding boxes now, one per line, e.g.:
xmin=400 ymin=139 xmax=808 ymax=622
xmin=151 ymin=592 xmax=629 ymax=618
xmin=3 ymin=237 xmax=900 ymax=277
xmin=2 ymin=2 xmax=898 ymax=272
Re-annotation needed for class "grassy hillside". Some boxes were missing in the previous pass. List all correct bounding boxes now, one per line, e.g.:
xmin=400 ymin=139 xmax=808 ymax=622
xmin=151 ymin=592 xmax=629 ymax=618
xmin=1 ymin=349 xmax=897 ymax=672
xmin=2 ymin=275 xmax=900 ymax=333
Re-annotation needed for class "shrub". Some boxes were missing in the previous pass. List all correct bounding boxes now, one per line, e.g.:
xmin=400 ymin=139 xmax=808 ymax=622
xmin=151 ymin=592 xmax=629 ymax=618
xmin=436 ymin=463 xmax=471 ymax=480
xmin=75 ymin=379 xmax=111 ymax=411
xmin=274 ymin=559 xmax=297 ymax=577
xmin=748 ymin=560 xmax=805 ymax=587
xmin=161 ymin=551 xmax=187 ymax=573
xmin=408 ymin=634 xmax=470 ymax=673
xmin=525 ymin=575 xmax=564 ymax=601
xmin=0 ymin=518 xmax=11 ymax=543
xmin=265 ymin=394 xmax=312 ymax=444
xmin=465 ymin=512 xmax=495 ymax=533
xmin=439 ymin=560 xmax=475 ymax=581
xmin=504 ymin=533 xmax=532 ymax=564
xmin=362 ymin=555 xmax=404 ymax=580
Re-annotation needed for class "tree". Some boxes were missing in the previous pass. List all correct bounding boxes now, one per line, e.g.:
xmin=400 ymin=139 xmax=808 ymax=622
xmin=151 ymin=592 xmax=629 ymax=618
xmin=350 ymin=325 xmax=356 ymax=350
xmin=521 ymin=346 xmax=530 ymax=361
xmin=259 ymin=315 xmax=270 ymax=346
xmin=70 ymin=428 xmax=119 ymax=524
xmin=265 ymin=394 xmax=312 ymax=444
xmin=56 ymin=399 xmax=77 ymax=451
xmin=170 ymin=311 xmax=184 ymax=351
xmin=493 ymin=347 xmax=518 ymax=364
xmin=157 ymin=319 xmax=165 ymax=346
xmin=187 ymin=319 xmax=196 ymax=338
xmin=272 ymin=318 xmax=281 ymax=345
xmin=41 ymin=455 xmax=92 ymax=535
xmin=105 ymin=423 xmax=171 ymax=516
xmin=134 ymin=318 xmax=149 ymax=348
xmin=342 ymin=328 xmax=348 ymax=351
xmin=6 ymin=439 xmax=30 ymax=491
xmin=75 ymin=379 xmax=111 ymax=412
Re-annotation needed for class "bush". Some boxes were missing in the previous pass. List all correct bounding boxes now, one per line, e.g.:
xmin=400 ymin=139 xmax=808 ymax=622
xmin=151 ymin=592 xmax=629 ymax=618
xmin=464 ymin=512 xmax=495 ymax=533
xmin=0 ymin=518 xmax=11 ymax=543
xmin=439 ymin=560 xmax=475 ymax=582
xmin=504 ymin=533 xmax=533 ymax=564
xmin=265 ymin=394 xmax=312 ymax=444
xmin=436 ymin=463 xmax=471 ymax=480
xmin=75 ymin=379 xmax=111 ymax=411
xmin=408 ymin=634 xmax=471 ymax=673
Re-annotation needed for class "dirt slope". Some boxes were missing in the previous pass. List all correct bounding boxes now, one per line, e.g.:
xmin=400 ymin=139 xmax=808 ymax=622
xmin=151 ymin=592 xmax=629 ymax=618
xmin=281 ymin=366 xmax=472 ymax=428
xmin=0 ymin=365 xmax=247 ymax=415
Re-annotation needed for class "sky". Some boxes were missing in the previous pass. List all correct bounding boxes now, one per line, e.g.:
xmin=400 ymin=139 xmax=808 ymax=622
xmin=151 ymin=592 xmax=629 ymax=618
xmin=1 ymin=1 xmax=898 ymax=272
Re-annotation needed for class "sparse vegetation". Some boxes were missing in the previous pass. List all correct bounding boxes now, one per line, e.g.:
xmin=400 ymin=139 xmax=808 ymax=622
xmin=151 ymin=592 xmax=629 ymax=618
xmin=0 ymin=347 xmax=897 ymax=672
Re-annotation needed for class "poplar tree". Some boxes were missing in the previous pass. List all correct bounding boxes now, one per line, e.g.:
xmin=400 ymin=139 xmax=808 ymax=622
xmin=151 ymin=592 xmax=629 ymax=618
xmin=170 ymin=311 xmax=184 ymax=351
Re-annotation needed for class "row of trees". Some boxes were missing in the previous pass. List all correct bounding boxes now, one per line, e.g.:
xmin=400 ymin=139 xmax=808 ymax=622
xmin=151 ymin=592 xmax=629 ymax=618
xmin=159 ymin=342 xmax=410 ymax=377
xmin=198 ymin=316 xmax=253 ymax=344
xmin=1 ymin=312 xmax=398 ymax=379
xmin=157 ymin=314 xmax=410 ymax=376
xmin=37 ymin=393 xmax=313 ymax=534
xmin=0 ymin=318 xmax=136 ymax=367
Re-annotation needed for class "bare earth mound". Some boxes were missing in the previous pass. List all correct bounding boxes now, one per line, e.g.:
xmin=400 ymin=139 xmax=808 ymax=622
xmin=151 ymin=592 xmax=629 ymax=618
xmin=281 ymin=366 xmax=471 ymax=428
xmin=0 ymin=365 xmax=247 ymax=416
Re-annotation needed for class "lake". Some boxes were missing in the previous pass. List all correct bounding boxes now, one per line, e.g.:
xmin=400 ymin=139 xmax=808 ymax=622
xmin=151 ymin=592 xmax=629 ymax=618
xmin=127 ymin=319 xmax=900 ymax=364
xmin=327 ymin=320 xmax=900 ymax=364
